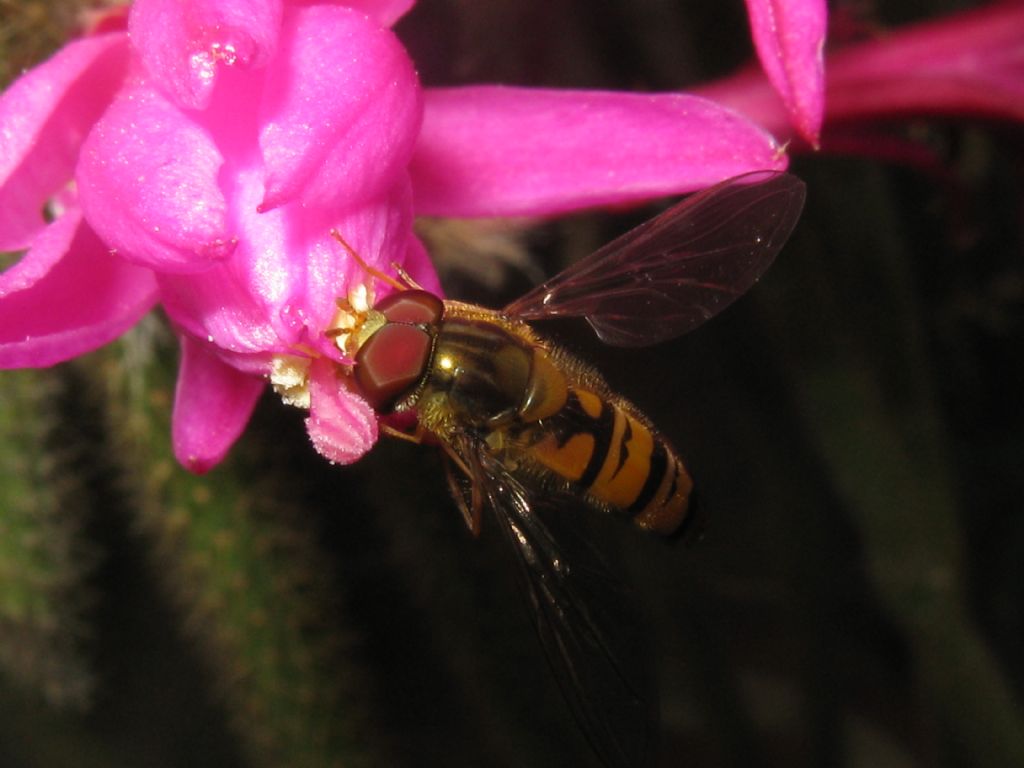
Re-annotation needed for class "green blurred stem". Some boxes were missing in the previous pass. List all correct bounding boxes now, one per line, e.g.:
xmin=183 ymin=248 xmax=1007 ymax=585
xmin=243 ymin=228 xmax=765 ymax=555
xmin=782 ymin=165 xmax=1024 ymax=766
xmin=0 ymin=684 xmax=120 ymax=768
xmin=801 ymin=366 xmax=1024 ymax=766
xmin=0 ymin=367 xmax=94 ymax=708
xmin=88 ymin=319 xmax=374 ymax=768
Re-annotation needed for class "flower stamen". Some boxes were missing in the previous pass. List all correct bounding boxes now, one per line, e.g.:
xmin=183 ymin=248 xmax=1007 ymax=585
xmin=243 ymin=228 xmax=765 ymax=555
xmin=326 ymin=281 xmax=378 ymax=358
xmin=270 ymin=354 xmax=312 ymax=409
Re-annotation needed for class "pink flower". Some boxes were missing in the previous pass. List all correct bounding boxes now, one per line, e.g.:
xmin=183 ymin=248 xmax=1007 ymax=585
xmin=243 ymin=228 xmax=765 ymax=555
xmin=0 ymin=0 xmax=788 ymax=472
xmin=702 ymin=2 xmax=1024 ymax=151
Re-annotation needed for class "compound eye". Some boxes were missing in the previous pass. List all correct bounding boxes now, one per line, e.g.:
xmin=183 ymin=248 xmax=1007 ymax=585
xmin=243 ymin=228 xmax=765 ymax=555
xmin=374 ymin=290 xmax=444 ymax=325
xmin=354 ymin=323 xmax=433 ymax=412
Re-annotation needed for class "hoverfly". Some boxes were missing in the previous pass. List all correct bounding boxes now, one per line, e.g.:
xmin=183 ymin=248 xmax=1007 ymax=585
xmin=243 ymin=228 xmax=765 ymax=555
xmin=328 ymin=171 xmax=805 ymax=768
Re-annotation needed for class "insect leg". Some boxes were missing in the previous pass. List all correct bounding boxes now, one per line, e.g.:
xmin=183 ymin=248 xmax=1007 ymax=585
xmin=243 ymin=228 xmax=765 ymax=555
xmin=380 ymin=423 xmax=483 ymax=535
xmin=380 ymin=422 xmax=428 ymax=444
xmin=439 ymin=444 xmax=484 ymax=536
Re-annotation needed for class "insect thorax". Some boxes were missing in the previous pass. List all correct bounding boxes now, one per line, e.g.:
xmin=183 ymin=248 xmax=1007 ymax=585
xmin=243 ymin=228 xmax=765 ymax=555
xmin=421 ymin=317 xmax=535 ymax=430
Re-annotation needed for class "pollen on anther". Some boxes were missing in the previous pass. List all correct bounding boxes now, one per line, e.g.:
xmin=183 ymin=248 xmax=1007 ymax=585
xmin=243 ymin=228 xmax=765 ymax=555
xmin=332 ymin=332 xmax=352 ymax=353
xmin=270 ymin=355 xmax=312 ymax=409
xmin=348 ymin=282 xmax=373 ymax=314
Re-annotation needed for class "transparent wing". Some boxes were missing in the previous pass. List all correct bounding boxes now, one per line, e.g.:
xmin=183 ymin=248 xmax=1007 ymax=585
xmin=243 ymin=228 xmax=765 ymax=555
xmin=448 ymin=434 xmax=657 ymax=768
xmin=504 ymin=170 xmax=807 ymax=347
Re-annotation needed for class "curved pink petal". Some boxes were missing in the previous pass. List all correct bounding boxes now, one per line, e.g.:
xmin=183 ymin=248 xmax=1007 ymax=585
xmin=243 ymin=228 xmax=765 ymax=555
xmin=0 ymin=33 xmax=128 ymax=252
xmin=77 ymin=79 xmax=235 ymax=273
xmin=305 ymin=357 xmax=378 ymax=464
xmin=156 ymin=161 xmax=287 ymax=356
xmin=258 ymin=4 xmax=422 ymax=212
xmin=744 ymin=0 xmax=826 ymax=146
xmin=0 ymin=210 xmax=78 ymax=298
xmin=157 ymin=263 xmax=283 ymax=357
xmin=344 ymin=0 xmax=416 ymax=27
xmin=171 ymin=333 xmax=265 ymax=472
xmin=410 ymin=87 xmax=787 ymax=218
xmin=0 ymin=209 xmax=158 ymax=368
xmin=129 ymin=0 xmax=283 ymax=110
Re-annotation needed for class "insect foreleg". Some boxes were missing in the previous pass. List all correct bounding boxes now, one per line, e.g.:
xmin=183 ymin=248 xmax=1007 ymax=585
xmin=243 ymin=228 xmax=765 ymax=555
xmin=379 ymin=421 xmax=428 ymax=444
xmin=439 ymin=446 xmax=484 ymax=537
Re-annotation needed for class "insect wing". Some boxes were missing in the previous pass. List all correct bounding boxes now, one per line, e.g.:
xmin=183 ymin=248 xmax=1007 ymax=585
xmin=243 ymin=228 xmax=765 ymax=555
xmin=504 ymin=170 xmax=807 ymax=347
xmin=451 ymin=435 xmax=657 ymax=768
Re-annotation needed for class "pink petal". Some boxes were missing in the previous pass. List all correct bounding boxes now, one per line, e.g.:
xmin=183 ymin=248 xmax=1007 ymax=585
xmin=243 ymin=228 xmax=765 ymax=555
xmin=171 ymin=333 xmax=265 ymax=472
xmin=0 ymin=33 xmax=128 ymax=252
xmin=695 ymin=72 xmax=791 ymax=141
xmin=343 ymin=0 xmax=416 ymax=26
xmin=744 ymin=0 xmax=826 ymax=146
xmin=305 ymin=357 xmax=378 ymax=464
xmin=0 ymin=209 xmax=158 ymax=368
xmin=76 ymin=79 xmax=235 ymax=273
xmin=129 ymin=0 xmax=283 ymax=110
xmin=410 ymin=87 xmax=787 ymax=218
xmin=258 ymin=4 xmax=422 ymax=212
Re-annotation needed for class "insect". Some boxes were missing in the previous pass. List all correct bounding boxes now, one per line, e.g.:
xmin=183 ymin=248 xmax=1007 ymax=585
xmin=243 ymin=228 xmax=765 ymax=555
xmin=328 ymin=170 xmax=806 ymax=768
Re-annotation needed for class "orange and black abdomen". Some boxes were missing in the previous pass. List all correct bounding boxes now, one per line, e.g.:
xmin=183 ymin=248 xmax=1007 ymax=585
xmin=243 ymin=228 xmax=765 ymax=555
xmin=422 ymin=310 xmax=695 ymax=537
xmin=517 ymin=386 xmax=695 ymax=537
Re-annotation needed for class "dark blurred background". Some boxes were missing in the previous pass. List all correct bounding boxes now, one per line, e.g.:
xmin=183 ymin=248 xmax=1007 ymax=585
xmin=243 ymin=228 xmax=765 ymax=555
xmin=1 ymin=1 xmax=1022 ymax=767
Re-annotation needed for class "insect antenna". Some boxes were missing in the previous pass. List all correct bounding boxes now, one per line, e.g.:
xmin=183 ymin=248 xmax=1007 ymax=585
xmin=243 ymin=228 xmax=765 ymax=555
xmin=330 ymin=229 xmax=423 ymax=291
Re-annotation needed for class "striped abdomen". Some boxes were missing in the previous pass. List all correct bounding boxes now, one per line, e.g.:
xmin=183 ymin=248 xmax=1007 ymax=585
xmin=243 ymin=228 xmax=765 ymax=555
xmin=420 ymin=312 xmax=695 ymax=537
xmin=516 ymin=387 xmax=695 ymax=536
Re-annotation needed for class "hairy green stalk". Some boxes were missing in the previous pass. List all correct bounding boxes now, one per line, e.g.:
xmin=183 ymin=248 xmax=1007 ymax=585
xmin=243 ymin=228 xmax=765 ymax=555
xmin=0 ymin=367 xmax=95 ymax=709
xmin=90 ymin=318 xmax=377 ymax=768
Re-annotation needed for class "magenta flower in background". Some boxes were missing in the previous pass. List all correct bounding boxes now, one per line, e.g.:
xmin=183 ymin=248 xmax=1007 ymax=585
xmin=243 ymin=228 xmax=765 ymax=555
xmin=0 ymin=0 xmax=795 ymax=473
xmin=702 ymin=2 xmax=1024 ymax=152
